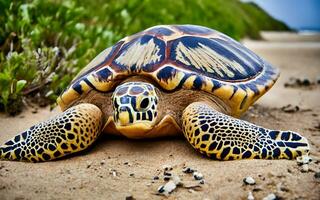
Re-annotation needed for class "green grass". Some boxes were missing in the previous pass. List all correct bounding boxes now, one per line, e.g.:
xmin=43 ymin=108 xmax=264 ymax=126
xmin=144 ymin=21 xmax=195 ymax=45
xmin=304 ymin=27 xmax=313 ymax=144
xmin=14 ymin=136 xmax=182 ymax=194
xmin=0 ymin=0 xmax=289 ymax=115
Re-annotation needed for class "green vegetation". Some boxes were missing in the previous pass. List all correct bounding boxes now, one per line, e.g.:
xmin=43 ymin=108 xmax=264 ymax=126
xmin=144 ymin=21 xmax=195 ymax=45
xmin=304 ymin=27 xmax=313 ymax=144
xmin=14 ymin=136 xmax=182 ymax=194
xmin=0 ymin=0 xmax=289 ymax=115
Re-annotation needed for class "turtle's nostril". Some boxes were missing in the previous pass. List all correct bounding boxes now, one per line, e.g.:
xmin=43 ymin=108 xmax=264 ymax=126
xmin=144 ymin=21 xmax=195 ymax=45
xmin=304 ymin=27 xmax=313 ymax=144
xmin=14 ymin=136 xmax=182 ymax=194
xmin=119 ymin=107 xmax=128 ymax=112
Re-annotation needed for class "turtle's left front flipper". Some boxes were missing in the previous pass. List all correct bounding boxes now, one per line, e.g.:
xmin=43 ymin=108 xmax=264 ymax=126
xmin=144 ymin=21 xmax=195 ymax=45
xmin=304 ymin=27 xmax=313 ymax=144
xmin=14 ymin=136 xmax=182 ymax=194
xmin=182 ymin=102 xmax=310 ymax=160
xmin=0 ymin=103 xmax=103 ymax=162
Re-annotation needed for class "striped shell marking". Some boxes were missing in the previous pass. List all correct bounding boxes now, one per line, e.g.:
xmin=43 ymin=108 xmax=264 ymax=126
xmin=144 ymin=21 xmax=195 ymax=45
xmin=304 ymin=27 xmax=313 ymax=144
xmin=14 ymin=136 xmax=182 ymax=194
xmin=112 ymin=35 xmax=166 ymax=71
xmin=169 ymin=36 xmax=263 ymax=81
xmin=58 ymin=25 xmax=279 ymax=116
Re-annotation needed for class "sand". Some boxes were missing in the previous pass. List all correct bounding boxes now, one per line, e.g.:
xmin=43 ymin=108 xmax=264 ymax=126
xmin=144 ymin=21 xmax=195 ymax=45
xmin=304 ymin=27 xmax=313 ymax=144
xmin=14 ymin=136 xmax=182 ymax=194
xmin=0 ymin=32 xmax=319 ymax=200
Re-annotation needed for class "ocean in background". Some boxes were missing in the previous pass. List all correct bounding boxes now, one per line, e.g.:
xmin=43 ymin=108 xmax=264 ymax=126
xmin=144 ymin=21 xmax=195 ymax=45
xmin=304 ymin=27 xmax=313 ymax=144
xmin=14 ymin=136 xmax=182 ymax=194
xmin=242 ymin=0 xmax=320 ymax=35
xmin=297 ymin=28 xmax=320 ymax=35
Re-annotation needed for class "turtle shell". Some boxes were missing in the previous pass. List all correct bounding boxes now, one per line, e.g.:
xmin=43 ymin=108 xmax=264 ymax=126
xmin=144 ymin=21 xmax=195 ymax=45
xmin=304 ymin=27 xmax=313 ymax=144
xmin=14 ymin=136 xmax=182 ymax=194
xmin=57 ymin=25 xmax=279 ymax=116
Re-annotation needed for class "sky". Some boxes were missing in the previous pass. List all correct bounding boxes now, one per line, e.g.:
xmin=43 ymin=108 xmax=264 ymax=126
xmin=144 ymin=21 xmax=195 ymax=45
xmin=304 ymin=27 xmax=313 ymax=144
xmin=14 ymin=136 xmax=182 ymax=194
xmin=241 ymin=0 xmax=320 ymax=31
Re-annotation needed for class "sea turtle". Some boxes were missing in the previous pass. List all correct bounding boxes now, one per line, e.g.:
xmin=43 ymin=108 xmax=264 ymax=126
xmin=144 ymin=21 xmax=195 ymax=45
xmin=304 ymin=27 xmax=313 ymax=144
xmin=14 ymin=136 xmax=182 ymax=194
xmin=0 ymin=25 xmax=309 ymax=162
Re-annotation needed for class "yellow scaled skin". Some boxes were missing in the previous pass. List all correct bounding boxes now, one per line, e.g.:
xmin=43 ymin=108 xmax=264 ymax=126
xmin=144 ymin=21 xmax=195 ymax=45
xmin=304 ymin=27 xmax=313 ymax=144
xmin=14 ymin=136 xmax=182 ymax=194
xmin=182 ymin=102 xmax=310 ymax=160
xmin=0 ymin=104 xmax=103 ymax=162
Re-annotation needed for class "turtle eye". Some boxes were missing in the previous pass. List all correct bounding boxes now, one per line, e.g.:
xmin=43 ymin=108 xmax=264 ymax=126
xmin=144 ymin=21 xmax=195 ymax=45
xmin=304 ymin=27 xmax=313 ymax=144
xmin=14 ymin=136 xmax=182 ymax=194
xmin=140 ymin=98 xmax=149 ymax=109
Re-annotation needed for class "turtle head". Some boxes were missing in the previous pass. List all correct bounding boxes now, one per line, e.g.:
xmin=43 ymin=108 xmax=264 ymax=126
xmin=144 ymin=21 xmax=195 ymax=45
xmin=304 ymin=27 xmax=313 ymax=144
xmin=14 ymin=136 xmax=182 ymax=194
xmin=112 ymin=82 xmax=159 ymax=138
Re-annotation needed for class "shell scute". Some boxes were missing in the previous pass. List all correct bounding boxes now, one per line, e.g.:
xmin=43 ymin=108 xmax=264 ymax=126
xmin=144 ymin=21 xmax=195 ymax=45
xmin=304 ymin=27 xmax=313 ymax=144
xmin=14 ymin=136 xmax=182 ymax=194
xmin=112 ymin=34 xmax=166 ymax=72
xmin=93 ymin=67 xmax=113 ymax=81
xmin=169 ymin=36 xmax=263 ymax=81
xmin=155 ymin=66 xmax=186 ymax=90
xmin=73 ymin=41 xmax=122 ymax=81
xmin=145 ymin=26 xmax=175 ymax=36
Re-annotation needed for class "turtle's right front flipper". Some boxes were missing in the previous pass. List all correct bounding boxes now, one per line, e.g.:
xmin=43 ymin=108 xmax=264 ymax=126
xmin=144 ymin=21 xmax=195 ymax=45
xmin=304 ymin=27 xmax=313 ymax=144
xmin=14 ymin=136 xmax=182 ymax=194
xmin=0 ymin=103 xmax=103 ymax=162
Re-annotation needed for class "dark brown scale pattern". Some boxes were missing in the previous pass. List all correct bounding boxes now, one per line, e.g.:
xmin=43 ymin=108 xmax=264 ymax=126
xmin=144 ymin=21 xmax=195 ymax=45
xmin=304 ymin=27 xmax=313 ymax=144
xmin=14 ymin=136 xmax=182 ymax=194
xmin=182 ymin=102 xmax=309 ymax=160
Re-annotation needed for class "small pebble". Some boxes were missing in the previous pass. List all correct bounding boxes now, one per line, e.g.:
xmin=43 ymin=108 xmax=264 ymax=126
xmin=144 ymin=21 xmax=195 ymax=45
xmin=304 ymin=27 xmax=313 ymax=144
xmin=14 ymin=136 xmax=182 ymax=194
xmin=109 ymin=169 xmax=117 ymax=177
xmin=153 ymin=176 xmax=159 ymax=180
xmin=276 ymin=173 xmax=285 ymax=178
xmin=281 ymin=104 xmax=299 ymax=113
xmin=262 ymin=193 xmax=278 ymax=200
xmin=193 ymin=172 xmax=203 ymax=180
xmin=123 ymin=161 xmax=132 ymax=166
xmin=125 ymin=195 xmax=134 ymax=200
xmin=284 ymin=77 xmax=298 ymax=87
xmin=301 ymin=78 xmax=311 ymax=86
xmin=157 ymin=180 xmax=176 ymax=195
xmin=243 ymin=176 xmax=256 ymax=185
xmin=182 ymin=181 xmax=202 ymax=189
xmin=188 ymin=189 xmax=196 ymax=193
xmin=86 ymin=161 xmax=92 ymax=168
xmin=164 ymin=171 xmax=172 ymax=181
xmin=129 ymin=173 xmax=134 ymax=177
xmin=158 ymin=185 xmax=165 ymax=193
xmin=164 ymin=171 xmax=172 ymax=176
xmin=267 ymin=172 xmax=276 ymax=177
xmin=248 ymin=191 xmax=254 ymax=200
xmin=314 ymin=172 xmax=320 ymax=179
xmin=112 ymin=171 xmax=117 ymax=177
xmin=162 ymin=165 xmax=173 ymax=171
xmin=276 ymin=182 xmax=289 ymax=193
xmin=182 ymin=167 xmax=195 ymax=173
xmin=253 ymin=185 xmax=263 ymax=192
xmin=199 ymin=180 xmax=205 ymax=184
xmin=172 ymin=174 xmax=181 ymax=185
xmin=301 ymin=164 xmax=309 ymax=172
xmin=284 ymin=77 xmax=313 ymax=87
xmin=314 ymin=123 xmax=320 ymax=131
xmin=296 ymin=155 xmax=312 ymax=165
xmin=100 ymin=160 xmax=105 ymax=165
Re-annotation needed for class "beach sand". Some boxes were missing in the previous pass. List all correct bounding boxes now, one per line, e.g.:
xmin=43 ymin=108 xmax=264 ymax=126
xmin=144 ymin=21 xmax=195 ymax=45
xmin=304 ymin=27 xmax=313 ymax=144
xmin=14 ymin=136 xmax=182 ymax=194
xmin=0 ymin=32 xmax=319 ymax=200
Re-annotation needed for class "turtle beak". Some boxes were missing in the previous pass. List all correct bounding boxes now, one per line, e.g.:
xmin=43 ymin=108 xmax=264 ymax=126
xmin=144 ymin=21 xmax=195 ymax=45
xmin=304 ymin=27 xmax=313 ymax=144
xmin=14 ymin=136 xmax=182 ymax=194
xmin=118 ymin=107 xmax=130 ymax=125
xmin=115 ymin=105 xmax=154 ymax=138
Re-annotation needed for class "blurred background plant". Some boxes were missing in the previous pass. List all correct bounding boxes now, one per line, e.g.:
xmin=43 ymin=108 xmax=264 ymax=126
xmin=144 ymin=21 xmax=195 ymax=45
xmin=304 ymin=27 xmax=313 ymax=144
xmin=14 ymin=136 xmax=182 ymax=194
xmin=0 ymin=0 xmax=289 ymax=115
